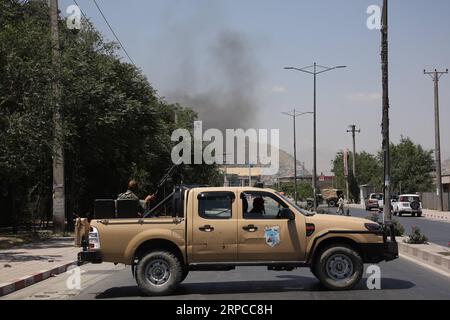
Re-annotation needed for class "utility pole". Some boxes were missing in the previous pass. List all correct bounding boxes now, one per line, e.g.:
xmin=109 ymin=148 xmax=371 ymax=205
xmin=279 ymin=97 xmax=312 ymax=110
xmin=347 ymin=125 xmax=360 ymax=178
xmin=50 ymin=0 xmax=65 ymax=233
xmin=282 ymin=110 xmax=313 ymax=205
xmin=381 ymin=0 xmax=391 ymax=224
xmin=344 ymin=148 xmax=350 ymax=202
xmin=424 ymin=68 xmax=448 ymax=212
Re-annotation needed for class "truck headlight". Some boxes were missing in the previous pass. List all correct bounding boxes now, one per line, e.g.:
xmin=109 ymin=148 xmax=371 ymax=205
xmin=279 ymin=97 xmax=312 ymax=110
xmin=365 ymin=223 xmax=382 ymax=234
xmin=89 ymin=226 xmax=101 ymax=250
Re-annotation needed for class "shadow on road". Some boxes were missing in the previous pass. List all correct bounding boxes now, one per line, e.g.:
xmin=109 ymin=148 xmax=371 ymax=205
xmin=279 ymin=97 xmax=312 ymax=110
xmin=94 ymin=275 xmax=415 ymax=299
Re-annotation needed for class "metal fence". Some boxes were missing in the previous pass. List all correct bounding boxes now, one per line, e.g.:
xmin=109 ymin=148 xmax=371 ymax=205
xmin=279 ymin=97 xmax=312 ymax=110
xmin=419 ymin=192 xmax=450 ymax=211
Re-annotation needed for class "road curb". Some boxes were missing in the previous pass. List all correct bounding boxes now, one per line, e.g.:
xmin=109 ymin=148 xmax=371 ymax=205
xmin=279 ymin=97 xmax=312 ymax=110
xmin=0 ymin=261 xmax=77 ymax=297
xmin=398 ymin=240 xmax=450 ymax=275
xmin=422 ymin=212 xmax=450 ymax=223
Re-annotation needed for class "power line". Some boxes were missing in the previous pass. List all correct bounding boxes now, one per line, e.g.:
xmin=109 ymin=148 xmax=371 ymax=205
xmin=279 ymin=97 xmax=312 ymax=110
xmin=92 ymin=0 xmax=136 ymax=67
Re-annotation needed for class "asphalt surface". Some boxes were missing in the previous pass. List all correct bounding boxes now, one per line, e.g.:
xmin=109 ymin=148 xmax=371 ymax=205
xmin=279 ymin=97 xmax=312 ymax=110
xmin=4 ymin=257 xmax=449 ymax=300
xmin=324 ymin=206 xmax=450 ymax=247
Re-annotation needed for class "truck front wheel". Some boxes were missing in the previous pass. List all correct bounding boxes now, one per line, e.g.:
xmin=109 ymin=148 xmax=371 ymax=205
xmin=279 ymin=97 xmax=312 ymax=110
xmin=314 ymin=245 xmax=363 ymax=290
xmin=180 ymin=267 xmax=189 ymax=283
xmin=135 ymin=250 xmax=183 ymax=296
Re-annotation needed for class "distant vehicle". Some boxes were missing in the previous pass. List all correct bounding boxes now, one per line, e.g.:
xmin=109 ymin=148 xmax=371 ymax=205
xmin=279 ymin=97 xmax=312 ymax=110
xmin=365 ymin=193 xmax=383 ymax=211
xmin=320 ymin=189 xmax=343 ymax=207
xmin=306 ymin=194 xmax=324 ymax=208
xmin=392 ymin=194 xmax=422 ymax=217
xmin=378 ymin=194 xmax=398 ymax=210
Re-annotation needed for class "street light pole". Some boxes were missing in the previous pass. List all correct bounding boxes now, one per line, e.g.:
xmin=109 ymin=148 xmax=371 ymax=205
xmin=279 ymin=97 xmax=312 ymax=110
xmin=223 ymin=152 xmax=228 ymax=187
xmin=282 ymin=110 xmax=313 ymax=205
xmin=313 ymin=64 xmax=317 ymax=211
xmin=284 ymin=64 xmax=346 ymax=211
xmin=424 ymin=69 xmax=448 ymax=212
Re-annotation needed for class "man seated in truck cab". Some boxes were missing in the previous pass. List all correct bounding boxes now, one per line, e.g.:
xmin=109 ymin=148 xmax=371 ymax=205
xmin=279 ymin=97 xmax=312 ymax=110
xmin=243 ymin=193 xmax=289 ymax=219
xmin=250 ymin=197 xmax=265 ymax=214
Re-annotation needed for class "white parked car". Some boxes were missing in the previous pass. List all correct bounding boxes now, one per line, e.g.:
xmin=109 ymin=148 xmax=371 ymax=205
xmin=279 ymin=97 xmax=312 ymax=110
xmin=392 ymin=194 xmax=422 ymax=217
xmin=365 ymin=193 xmax=383 ymax=211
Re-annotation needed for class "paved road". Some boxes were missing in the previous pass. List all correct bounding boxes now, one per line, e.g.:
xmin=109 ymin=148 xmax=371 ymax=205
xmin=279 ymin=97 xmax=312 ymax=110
xmin=323 ymin=206 xmax=450 ymax=247
xmin=3 ymin=258 xmax=450 ymax=300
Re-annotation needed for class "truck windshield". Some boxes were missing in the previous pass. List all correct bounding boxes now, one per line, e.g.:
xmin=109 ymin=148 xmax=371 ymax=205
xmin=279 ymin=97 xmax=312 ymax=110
xmin=276 ymin=193 xmax=315 ymax=216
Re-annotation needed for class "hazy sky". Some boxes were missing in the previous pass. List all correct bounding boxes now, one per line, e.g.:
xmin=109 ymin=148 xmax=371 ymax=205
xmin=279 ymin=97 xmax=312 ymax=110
xmin=61 ymin=0 xmax=450 ymax=174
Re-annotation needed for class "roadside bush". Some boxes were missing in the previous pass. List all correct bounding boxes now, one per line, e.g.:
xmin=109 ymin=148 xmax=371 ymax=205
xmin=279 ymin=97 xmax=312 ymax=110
xmin=365 ymin=215 xmax=405 ymax=237
xmin=388 ymin=219 xmax=405 ymax=237
xmin=405 ymin=226 xmax=428 ymax=244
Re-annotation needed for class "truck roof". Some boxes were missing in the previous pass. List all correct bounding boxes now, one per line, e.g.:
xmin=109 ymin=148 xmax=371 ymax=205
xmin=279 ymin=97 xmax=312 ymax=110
xmin=188 ymin=186 xmax=277 ymax=193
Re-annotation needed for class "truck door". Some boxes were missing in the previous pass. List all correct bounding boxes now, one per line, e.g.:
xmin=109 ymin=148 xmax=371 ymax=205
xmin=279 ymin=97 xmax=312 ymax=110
xmin=192 ymin=191 xmax=238 ymax=262
xmin=238 ymin=191 xmax=304 ymax=261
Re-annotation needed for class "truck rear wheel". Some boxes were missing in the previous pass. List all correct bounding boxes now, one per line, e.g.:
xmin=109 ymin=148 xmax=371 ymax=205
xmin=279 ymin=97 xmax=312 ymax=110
xmin=314 ymin=245 xmax=363 ymax=290
xmin=135 ymin=250 xmax=182 ymax=296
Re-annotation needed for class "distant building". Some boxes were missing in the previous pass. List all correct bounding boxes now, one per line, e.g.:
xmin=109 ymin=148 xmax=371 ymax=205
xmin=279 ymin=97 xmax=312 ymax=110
xmin=220 ymin=166 xmax=262 ymax=187
xmin=317 ymin=175 xmax=336 ymax=189
xmin=278 ymin=175 xmax=313 ymax=184
xmin=442 ymin=175 xmax=450 ymax=193
xmin=432 ymin=173 xmax=450 ymax=193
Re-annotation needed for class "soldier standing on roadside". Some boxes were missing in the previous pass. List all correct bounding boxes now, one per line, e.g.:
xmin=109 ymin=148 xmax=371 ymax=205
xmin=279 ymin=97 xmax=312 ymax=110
xmin=336 ymin=195 xmax=345 ymax=215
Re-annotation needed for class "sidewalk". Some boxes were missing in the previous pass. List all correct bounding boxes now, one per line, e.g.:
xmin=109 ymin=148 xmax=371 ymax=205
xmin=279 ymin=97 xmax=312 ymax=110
xmin=422 ymin=209 xmax=450 ymax=223
xmin=0 ymin=238 xmax=79 ymax=297
xmin=348 ymin=203 xmax=450 ymax=223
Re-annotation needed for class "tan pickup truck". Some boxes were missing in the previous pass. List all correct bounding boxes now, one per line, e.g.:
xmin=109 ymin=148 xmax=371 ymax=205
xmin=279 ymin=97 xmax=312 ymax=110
xmin=77 ymin=186 xmax=398 ymax=296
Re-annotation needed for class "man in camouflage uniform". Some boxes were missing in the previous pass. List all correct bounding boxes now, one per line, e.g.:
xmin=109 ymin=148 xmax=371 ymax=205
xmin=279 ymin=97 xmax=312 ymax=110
xmin=117 ymin=180 xmax=155 ymax=213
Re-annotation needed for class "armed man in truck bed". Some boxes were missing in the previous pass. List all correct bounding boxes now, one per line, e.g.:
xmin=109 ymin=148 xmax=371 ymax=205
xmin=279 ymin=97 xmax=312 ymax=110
xmin=117 ymin=180 xmax=155 ymax=213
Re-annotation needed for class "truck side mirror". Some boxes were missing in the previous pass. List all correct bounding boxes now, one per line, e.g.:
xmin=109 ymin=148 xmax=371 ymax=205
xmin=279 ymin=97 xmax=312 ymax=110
xmin=279 ymin=208 xmax=295 ymax=220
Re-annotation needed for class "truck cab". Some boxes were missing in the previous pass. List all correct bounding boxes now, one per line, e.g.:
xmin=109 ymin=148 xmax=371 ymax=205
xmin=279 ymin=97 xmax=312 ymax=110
xmin=77 ymin=186 xmax=398 ymax=296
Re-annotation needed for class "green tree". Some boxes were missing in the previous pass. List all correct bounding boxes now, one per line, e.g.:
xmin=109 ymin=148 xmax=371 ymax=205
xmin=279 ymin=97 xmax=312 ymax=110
xmin=389 ymin=137 xmax=434 ymax=194
xmin=0 ymin=1 xmax=222 ymax=231
xmin=332 ymin=151 xmax=383 ymax=202
xmin=278 ymin=181 xmax=313 ymax=200
xmin=331 ymin=137 xmax=434 ymax=203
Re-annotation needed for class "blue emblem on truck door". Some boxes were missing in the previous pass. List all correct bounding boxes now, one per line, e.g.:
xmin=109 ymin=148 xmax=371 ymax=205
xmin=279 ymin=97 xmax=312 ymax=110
xmin=264 ymin=226 xmax=280 ymax=247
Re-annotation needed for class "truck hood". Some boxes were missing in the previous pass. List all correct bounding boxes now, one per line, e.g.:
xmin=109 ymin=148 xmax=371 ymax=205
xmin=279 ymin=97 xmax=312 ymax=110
xmin=305 ymin=214 xmax=373 ymax=231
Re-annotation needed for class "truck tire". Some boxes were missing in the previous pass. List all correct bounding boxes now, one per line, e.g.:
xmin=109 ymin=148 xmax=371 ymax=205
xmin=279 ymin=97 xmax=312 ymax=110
xmin=180 ymin=267 xmax=189 ymax=283
xmin=314 ymin=245 xmax=363 ymax=290
xmin=328 ymin=200 xmax=336 ymax=208
xmin=135 ymin=250 xmax=183 ymax=296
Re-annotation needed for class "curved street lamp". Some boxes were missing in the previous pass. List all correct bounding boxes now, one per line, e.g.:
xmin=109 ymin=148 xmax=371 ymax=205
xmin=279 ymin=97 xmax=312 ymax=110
xmin=284 ymin=63 xmax=347 ymax=212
